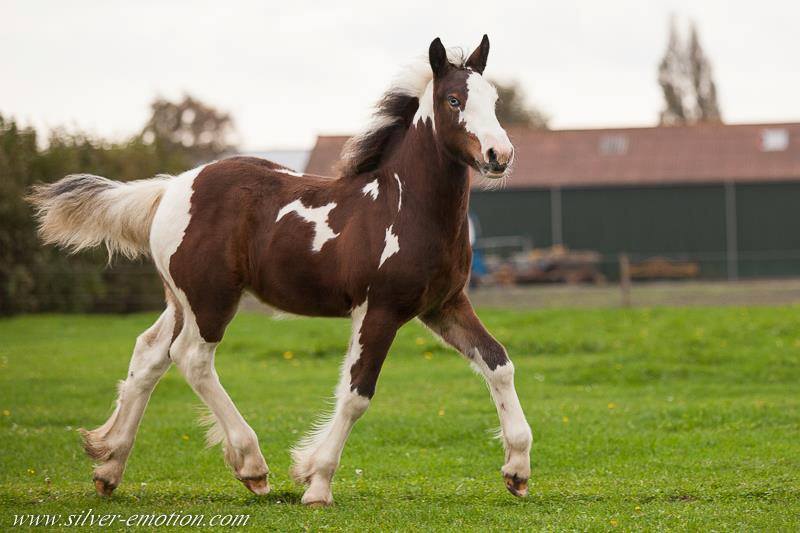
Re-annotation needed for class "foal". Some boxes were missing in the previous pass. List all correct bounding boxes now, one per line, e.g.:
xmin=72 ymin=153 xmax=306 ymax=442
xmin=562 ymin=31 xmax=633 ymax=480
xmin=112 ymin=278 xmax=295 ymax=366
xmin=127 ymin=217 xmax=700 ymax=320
xmin=29 ymin=35 xmax=532 ymax=506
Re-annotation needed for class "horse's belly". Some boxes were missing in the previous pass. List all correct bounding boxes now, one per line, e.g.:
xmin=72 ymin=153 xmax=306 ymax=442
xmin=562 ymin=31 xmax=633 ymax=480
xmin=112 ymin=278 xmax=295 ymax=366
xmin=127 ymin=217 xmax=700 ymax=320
xmin=246 ymin=252 xmax=352 ymax=318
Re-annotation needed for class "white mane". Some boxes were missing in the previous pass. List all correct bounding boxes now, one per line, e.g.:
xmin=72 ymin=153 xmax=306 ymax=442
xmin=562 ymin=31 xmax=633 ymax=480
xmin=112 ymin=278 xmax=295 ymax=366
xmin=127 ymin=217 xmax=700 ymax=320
xmin=338 ymin=48 xmax=468 ymax=177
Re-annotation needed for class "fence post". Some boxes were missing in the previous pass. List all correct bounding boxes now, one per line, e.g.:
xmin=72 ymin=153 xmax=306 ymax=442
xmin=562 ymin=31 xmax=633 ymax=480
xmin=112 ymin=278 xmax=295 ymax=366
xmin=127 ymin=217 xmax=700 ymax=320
xmin=619 ymin=253 xmax=631 ymax=308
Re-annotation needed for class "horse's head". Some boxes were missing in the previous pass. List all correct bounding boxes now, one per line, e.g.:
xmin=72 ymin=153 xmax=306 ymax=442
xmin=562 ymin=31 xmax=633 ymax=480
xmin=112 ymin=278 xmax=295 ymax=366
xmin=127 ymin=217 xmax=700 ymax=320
xmin=425 ymin=35 xmax=514 ymax=179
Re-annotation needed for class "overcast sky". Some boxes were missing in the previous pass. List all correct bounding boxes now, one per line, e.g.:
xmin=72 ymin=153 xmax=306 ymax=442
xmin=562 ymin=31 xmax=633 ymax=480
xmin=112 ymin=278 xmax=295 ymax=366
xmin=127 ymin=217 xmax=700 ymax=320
xmin=2 ymin=0 xmax=798 ymax=150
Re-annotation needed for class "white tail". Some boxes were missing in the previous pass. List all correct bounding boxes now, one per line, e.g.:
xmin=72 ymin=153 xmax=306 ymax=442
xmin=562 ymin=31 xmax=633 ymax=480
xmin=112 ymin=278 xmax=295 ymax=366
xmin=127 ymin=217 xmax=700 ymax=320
xmin=28 ymin=174 xmax=170 ymax=259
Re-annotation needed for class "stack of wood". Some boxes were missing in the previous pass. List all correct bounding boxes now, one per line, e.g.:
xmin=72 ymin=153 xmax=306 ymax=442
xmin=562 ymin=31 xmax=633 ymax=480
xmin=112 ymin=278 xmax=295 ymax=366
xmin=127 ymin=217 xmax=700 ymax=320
xmin=629 ymin=257 xmax=699 ymax=279
xmin=491 ymin=245 xmax=605 ymax=285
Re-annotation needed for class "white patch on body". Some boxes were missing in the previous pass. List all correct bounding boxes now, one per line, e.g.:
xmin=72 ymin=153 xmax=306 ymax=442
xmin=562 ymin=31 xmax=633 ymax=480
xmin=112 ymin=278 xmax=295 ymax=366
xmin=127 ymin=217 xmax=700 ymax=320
xmin=276 ymin=168 xmax=304 ymax=177
xmin=460 ymin=73 xmax=514 ymax=159
xmin=338 ymin=300 xmax=369 ymax=396
xmin=150 ymin=163 xmax=210 ymax=272
xmin=393 ymin=173 xmax=403 ymax=211
xmin=276 ymin=200 xmax=340 ymax=252
xmin=150 ymin=163 xmax=214 ymax=340
xmin=361 ymin=179 xmax=379 ymax=200
xmin=378 ymin=225 xmax=400 ymax=268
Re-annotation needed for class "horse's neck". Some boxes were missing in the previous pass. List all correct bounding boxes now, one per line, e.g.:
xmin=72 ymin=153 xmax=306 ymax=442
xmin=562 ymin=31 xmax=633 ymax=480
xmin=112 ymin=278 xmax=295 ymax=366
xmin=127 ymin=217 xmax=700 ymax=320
xmin=382 ymin=125 xmax=471 ymax=235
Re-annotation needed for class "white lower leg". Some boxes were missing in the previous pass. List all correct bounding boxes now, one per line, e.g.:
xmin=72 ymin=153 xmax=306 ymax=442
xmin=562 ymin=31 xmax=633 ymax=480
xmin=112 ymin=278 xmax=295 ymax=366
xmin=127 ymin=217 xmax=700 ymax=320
xmin=292 ymin=301 xmax=371 ymax=505
xmin=172 ymin=334 xmax=268 ymax=491
xmin=483 ymin=362 xmax=532 ymax=486
xmin=85 ymin=309 xmax=173 ymax=491
xmin=292 ymin=391 xmax=369 ymax=504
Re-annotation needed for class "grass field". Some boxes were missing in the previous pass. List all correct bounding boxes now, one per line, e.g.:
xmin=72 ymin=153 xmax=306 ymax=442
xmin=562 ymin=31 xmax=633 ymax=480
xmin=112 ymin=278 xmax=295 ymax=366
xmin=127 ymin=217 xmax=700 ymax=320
xmin=1 ymin=307 xmax=799 ymax=531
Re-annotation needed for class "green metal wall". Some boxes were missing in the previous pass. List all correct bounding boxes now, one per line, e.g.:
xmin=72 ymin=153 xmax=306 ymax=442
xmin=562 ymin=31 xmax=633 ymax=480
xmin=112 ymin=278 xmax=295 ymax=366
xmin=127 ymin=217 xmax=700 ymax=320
xmin=561 ymin=185 xmax=728 ymax=278
xmin=470 ymin=189 xmax=552 ymax=248
xmin=736 ymin=182 xmax=800 ymax=277
xmin=470 ymin=182 xmax=800 ymax=280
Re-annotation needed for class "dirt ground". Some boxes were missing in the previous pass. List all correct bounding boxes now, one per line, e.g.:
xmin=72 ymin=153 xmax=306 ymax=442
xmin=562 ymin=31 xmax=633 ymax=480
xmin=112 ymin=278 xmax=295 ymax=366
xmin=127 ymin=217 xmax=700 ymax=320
xmin=467 ymin=278 xmax=800 ymax=309
xmin=239 ymin=278 xmax=800 ymax=312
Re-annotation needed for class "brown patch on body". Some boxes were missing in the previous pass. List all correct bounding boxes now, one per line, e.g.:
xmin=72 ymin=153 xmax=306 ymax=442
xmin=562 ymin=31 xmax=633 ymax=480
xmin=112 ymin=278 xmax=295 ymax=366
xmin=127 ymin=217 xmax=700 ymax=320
xmin=168 ymin=143 xmax=473 ymax=344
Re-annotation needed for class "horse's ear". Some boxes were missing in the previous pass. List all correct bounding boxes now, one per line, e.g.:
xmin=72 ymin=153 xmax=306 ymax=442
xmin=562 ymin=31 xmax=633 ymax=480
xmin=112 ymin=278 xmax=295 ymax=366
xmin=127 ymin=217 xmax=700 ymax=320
xmin=466 ymin=34 xmax=490 ymax=74
xmin=429 ymin=37 xmax=448 ymax=78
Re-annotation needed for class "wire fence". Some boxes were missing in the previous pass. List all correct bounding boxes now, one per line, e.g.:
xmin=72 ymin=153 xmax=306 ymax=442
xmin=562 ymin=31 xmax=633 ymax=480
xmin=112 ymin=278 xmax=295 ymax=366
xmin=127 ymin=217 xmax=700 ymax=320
xmin=6 ymin=248 xmax=800 ymax=314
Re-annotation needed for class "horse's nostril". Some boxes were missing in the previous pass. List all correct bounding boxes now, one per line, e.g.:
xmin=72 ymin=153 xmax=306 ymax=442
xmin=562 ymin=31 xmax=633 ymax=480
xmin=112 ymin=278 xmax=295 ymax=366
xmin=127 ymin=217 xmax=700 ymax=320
xmin=487 ymin=148 xmax=497 ymax=163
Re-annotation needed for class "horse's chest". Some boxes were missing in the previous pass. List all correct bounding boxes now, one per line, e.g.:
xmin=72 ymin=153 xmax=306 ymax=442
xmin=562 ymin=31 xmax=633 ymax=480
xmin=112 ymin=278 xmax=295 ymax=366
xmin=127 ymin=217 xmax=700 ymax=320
xmin=394 ymin=238 xmax=471 ymax=310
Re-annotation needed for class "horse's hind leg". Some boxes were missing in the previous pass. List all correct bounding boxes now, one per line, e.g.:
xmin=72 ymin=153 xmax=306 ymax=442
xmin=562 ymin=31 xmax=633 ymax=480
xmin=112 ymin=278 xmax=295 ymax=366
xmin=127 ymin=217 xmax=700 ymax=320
xmin=82 ymin=296 xmax=178 ymax=496
xmin=169 ymin=305 xmax=270 ymax=495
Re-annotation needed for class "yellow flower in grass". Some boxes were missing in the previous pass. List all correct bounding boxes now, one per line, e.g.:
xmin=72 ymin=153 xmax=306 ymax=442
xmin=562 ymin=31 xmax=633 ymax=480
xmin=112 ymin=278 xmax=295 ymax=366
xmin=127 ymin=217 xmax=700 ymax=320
xmin=610 ymin=518 xmax=619 ymax=527
xmin=181 ymin=434 xmax=190 ymax=441
xmin=607 ymin=402 xmax=617 ymax=410
xmin=423 ymin=351 xmax=433 ymax=360
xmin=438 ymin=408 xmax=445 ymax=416
xmin=282 ymin=351 xmax=294 ymax=360
xmin=2 ymin=409 xmax=10 ymax=417
xmin=415 ymin=337 xmax=425 ymax=346
xmin=562 ymin=416 xmax=569 ymax=424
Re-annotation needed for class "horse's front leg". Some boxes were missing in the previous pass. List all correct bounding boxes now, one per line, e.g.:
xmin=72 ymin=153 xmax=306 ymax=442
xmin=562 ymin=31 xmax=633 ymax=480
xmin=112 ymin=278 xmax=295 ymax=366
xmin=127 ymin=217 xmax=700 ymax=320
xmin=291 ymin=301 xmax=401 ymax=506
xmin=421 ymin=291 xmax=532 ymax=497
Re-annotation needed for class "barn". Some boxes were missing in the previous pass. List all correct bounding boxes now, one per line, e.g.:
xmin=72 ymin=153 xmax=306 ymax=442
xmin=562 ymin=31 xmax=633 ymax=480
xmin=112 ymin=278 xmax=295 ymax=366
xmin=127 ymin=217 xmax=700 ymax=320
xmin=305 ymin=123 xmax=800 ymax=280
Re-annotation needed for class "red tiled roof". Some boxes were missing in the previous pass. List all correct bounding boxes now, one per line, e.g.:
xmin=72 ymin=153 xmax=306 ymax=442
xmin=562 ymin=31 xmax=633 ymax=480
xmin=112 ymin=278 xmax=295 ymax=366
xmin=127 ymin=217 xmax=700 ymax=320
xmin=304 ymin=123 xmax=800 ymax=188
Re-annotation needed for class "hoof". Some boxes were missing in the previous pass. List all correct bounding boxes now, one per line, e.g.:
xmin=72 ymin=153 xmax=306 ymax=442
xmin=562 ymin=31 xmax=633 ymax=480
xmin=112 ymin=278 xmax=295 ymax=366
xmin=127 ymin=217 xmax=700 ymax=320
xmin=504 ymin=473 xmax=528 ymax=498
xmin=304 ymin=499 xmax=333 ymax=508
xmin=93 ymin=477 xmax=116 ymax=497
xmin=240 ymin=475 xmax=270 ymax=496
xmin=301 ymin=487 xmax=333 ymax=507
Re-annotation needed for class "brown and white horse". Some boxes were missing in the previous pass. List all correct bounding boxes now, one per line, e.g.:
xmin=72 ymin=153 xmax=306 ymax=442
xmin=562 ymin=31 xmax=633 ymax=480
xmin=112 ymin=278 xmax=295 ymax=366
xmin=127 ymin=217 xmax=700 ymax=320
xmin=29 ymin=35 xmax=531 ymax=506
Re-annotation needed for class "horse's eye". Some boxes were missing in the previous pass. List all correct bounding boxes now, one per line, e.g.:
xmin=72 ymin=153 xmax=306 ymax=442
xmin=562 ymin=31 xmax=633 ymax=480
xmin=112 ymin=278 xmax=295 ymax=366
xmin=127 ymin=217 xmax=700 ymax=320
xmin=447 ymin=96 xmax=460 ymax=108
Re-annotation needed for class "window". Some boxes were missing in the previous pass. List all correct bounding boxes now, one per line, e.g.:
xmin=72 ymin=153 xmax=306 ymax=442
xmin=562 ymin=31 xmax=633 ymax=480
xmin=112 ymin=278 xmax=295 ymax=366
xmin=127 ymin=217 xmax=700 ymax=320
xmin=760 ymin=128 xmax=789 ymax=152
xmin=599 ymin=134 xmax=629 ymax=155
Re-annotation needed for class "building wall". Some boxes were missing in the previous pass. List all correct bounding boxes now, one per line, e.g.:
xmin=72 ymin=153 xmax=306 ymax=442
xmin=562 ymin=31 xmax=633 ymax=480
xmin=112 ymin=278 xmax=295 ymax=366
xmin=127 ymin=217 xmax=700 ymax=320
xmin=469 ymin=189 xmax=552 ymax=248
xmin=471 ymin=182 xmax=800 ymax=279
xmin=736 ymin=182 xmax=800 ymax=277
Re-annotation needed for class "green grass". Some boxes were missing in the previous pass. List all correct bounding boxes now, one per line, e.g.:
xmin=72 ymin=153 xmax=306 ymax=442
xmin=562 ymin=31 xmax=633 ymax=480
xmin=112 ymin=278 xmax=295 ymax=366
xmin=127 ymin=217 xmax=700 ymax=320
xmin=1 ymin=307 xmax=799 ymax=531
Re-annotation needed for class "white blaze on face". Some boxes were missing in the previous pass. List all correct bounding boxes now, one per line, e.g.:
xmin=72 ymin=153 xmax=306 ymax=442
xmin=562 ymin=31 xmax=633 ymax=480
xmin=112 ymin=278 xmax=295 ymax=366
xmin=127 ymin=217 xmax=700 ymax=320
xmin=460 ymin=73 xmax=513 ymax=162
xmin=276 ymin=199 xmax=340 ymax=252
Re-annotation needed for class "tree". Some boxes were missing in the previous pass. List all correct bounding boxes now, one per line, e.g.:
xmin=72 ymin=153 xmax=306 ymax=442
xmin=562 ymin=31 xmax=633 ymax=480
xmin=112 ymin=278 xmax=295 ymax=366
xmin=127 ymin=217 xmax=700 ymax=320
xmin=658 ymin=18 xmax=722 ymax=125
xmin=492 ymin=80 xmax=550 ymax=129
xmin=141 ymin=95 xmax=237 ymax=164
xmin=0 ymin=114 xmax=193 ymax=315
xmin=688 ymin=24 xmax=722 ymax=123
